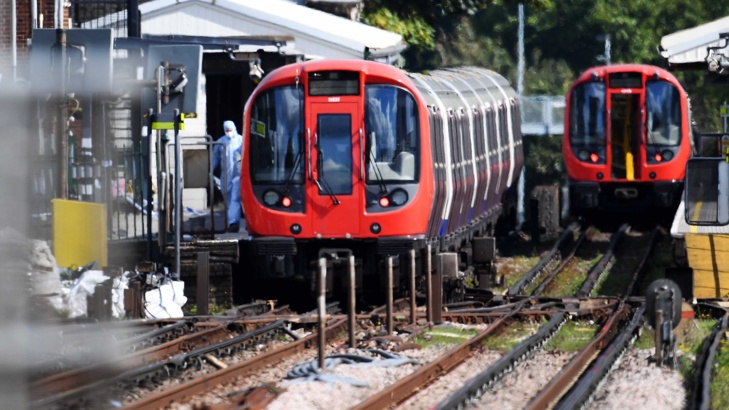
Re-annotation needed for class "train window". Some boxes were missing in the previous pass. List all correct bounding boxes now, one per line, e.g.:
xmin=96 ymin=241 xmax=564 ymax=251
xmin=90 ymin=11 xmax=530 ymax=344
xmin=364 ymin=85 xmax=419 ymax=182
xmin=249 ymin=86 xmax=304 ymax=184
xmin=309 ymin=71 xmax=360 ymax=96
xmin=317 ymin=114 xmax=352 ymax=195
xmin=569 ymin=83 xmax=606 ymax=147
xmin=684 ymin=158 xmax=729 ymax=225
xmin=609 ymin=72 xmax=643 ymax=89
xmin=646 ymin=81 xmax=682 ymax=146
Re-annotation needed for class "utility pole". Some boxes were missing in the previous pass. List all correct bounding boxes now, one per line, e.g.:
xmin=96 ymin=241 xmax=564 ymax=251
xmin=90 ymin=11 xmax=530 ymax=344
xmin=516 ymin=3 xmax=525 ymax=228
xmin=596 ymin=34 xmax=611 ymax=65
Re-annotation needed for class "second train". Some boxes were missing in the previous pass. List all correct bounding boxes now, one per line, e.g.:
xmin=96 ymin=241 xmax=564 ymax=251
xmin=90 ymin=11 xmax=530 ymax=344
xmin=564 ymin=64 xmax=694 ymax=216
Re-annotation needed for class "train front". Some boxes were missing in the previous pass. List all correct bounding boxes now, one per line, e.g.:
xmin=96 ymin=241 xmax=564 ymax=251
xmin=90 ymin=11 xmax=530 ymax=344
xmin=240 ymin=60 xmax=434 ymax=289
xmin=564 ymin=65 xmax=691 ymax=213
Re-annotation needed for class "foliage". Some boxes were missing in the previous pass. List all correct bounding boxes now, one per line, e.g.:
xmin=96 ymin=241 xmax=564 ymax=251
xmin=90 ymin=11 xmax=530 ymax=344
xmin=712 ymin=338 xmax=729 ymax=410
xmin=545 ymin=320 xmax=598 ymax=352
xmin=361 ymin=8 xmax=435 ymax=52
xmin=365 ymin=1 xmax=729 ymax=130
xmin=414 ymin=326 xmax=479 ymax=348
xmin=482 ymin=319 xmax=544 ymax=351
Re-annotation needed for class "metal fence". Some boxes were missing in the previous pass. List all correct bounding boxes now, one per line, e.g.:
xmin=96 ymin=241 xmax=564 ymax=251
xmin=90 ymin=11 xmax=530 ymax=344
xmin=521 ymin=96 xmax=565 ymax=136
xmin=70 ymin=0 xmax=141 ymax=37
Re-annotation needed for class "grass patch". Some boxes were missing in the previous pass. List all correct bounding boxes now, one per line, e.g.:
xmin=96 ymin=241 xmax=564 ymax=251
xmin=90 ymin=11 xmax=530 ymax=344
xmin=633 ymin=326 xmax=657 ymax=350
xmin=543 ymin=254 xmax=601 ymax=297
xmin=184 ymin=303 xmax=231 ymax=316
xmin=482 ymin=319 xmax=544 ymax=352
xmin=492 ymin=255 xmax=542 ymax=294
xmin=675 ymin=319 xmax=717 ymax=378
xmin=413 ymin=326 xmax=480 ymax=348
xmin=545 ymin=320 xmax=599 ymax=352
xmin=711 ymin=339 xmax=729 ymax=410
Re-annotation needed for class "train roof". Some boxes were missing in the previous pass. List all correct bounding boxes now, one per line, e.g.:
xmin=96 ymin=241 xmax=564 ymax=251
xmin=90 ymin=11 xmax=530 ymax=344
xmin=571 ymin=64 xmax=683 ymax=87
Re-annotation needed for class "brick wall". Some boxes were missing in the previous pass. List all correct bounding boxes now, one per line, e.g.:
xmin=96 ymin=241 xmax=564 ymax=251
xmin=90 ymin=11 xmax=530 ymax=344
xmin=0 ymin=0 xmax=69 ymax=82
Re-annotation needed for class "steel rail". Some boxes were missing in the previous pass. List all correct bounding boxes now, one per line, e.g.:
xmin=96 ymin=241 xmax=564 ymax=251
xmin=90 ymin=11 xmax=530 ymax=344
xmin=122 ymin=318 xmax=349 ymax=410
xmin=530 ymin=226 xmax=591 ymax=297
xmin=351 ymin=301 xmax=527 ymax=410
xmin=32 ymin=320 xmax=288 ymax=408
xmin=575 ymin=223 xmax=629 ymax=298
xmin=524 ymin=302 xmax=632 ymax=410
xmin=435 ymin=311 xmax=569 ymax=410
xmin=554 ymin=303 xmax=646 ymax=409
xmin=508 ymin=221 xmax=582 ymax=296
xmin=690 ymin=314 xmax=728 ymax=410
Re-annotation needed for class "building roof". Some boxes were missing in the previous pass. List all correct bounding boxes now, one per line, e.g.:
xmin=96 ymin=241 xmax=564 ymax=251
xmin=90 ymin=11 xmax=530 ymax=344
xmin=659 ymin=16 xmax=729 ymax=69
xmin=94 ymin=0 xmax=405 ymax=63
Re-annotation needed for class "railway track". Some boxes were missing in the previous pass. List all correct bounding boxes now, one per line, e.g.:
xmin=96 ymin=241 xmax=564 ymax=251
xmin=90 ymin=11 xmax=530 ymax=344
xmin=27 ymin=224 xmax=729 ymax=410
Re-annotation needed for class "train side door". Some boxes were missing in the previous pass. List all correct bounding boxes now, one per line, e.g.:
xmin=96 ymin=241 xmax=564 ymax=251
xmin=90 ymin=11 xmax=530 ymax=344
xmin=308 ymin=102 xmax=362 ymax=236
xmin=609 ymin=90 xmax=642 ymax=181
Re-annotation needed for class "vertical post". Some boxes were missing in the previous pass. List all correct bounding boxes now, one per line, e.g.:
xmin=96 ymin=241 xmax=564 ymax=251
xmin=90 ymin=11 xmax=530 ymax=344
xmin=174 ymin=110 xmax=181 ymax=277
xmin=516 ymin=3 xmax=525 ymax=228
xmin=426 ymin=244 xmax=432 ymax=323
xmin=145 ymin=109 xmax=154 ymax=260
xmin=57 ymin=28 xmax=68 ymax=199
xmin=127 ymin=0 xmax=140 ymax=38
xmin=348 ymin=254 xmax=356 ymax=348
xmin=433 ymin=253 xmax=443 ymax=324
xmin=410 ymin=249 xmax=416 ymax=324
xmin=318 ymin=257 xmax=327 ymax=369
xmin=197 ymin=252 xmax=209 ymax=315
xmin=387 ymin=256 xmax=394 ymax=335
xmin=655 ymin=309 xmax=664 ymax=366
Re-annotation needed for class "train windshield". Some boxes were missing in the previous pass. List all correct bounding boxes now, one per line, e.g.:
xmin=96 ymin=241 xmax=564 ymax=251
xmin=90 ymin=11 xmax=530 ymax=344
xmin=569 ymin=82 xmax=606 ymax=148
xmin=646 ymin=81 xmax=682 ymax=146
xmin=365 ymin=85 xmax=419 ymax=183
xmin=249 ymin=86 xmax=304 ymax=184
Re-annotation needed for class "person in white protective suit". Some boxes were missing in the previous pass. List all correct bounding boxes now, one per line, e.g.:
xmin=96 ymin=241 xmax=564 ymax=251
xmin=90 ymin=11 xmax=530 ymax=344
xmin=212 ymin=120 xmax=243 ymax=232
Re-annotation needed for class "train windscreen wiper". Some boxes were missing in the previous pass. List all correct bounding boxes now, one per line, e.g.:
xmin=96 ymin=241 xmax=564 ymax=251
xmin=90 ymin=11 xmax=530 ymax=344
xmin=282 ymin=147 xmax=303 ymax=195
xmin=367 ymin=132 xmax=389 ymax=194
xmin=316 ymin=149 xmax=340 ymax=205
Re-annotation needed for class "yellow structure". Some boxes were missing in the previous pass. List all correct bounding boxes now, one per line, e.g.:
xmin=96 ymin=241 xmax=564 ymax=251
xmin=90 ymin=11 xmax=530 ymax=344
xmin=52 ymin=199 xmax=107 ymax=268
xmin=685 ymin=233 xmax=729 ymax=298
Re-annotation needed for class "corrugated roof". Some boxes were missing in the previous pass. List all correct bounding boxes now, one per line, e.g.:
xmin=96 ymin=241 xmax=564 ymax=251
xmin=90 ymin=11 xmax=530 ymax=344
xmin=659 ymin=16 xmax=729 ymax=66
xmin=135 ymin=0 xmax=404 ymax=60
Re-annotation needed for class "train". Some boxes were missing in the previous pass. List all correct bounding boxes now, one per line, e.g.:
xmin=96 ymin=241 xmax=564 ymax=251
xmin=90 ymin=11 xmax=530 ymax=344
xmin=564 ymin=64 xmax=694 ymax=215
xmin=239 ymin=59 xmax=523 ymax=300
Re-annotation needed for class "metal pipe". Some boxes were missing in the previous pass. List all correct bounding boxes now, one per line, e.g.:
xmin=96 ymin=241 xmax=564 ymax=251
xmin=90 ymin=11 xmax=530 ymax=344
xmin=410 ymin=249 xmax=416 ymax=324
xmin=31 ymin=0 xmax=38 ymax=29
xmin=655 ymin=309 xmax=663 ymax=365
xmin=348 ymin=254 xmax=356 ymax=348
xmin=11 ymin=0 xmax=17 ymax=82
xmin=426 ymin=244 xmax=432 ymax=323
xmin=387 ymin=256 xmax=393 ymax=335
xmin=57 ymin=28 xmax=68 ymax=199
xmin=174 ymin=109 xmax=181 ymax=278
xmin=318 ymin=257 xmax=327 ymax=369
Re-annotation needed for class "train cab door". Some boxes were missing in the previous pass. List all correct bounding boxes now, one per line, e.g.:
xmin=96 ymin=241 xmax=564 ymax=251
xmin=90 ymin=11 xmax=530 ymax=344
xmin=609 ymin=90 xmax=642 ymax=181
xmin=308 ymin=102 xmax=363 ymax=236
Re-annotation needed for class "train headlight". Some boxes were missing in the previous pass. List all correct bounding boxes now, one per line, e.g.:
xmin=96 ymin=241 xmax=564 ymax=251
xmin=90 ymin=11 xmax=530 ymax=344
xmin=263 ymin=190 xmax=281 ymax=206
xmin=391 ymin=189 xmax=408 ymax=206
xmin=590 ymin=153 xmax=599 ymax=163
xmin=655 ymin=153 xmax=662 ymax=162
xmin=370 ymin=223 xmax=381 ymax=234
xmin=578 ymin=150 xmax=590 ymax=161
xmin=379 ymin=197 xmax=390 ymax=207
xmin=282 ymin=196 xmax=292 ymax=207
xmin=662 ymin=150 xmax=674 ymax=161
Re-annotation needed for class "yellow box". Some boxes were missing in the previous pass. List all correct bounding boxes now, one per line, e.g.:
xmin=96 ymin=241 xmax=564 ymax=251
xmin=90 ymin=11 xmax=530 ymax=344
xmin=52 ymin=199 xmax=107 ymax=268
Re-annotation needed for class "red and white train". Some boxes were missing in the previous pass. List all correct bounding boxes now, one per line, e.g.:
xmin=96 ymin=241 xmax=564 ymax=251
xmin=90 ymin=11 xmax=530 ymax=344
xmin=240 ymin=59 xmax=523 ymax=296
xmin=564 ymin=64 xmax=693 ymax=215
